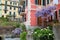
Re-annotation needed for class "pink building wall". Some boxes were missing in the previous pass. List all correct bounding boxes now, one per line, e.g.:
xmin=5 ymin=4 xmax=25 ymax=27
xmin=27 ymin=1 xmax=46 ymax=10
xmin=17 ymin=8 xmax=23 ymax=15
xmin=56 ymin=4 xmax=60 ymax=21
xmin=25 ymin=0 xmax=58 ymax=27
xmin=30 ymin=0 xmax=37 ymax=26
xmin=25 ymin=0 xmax=37 ymax=26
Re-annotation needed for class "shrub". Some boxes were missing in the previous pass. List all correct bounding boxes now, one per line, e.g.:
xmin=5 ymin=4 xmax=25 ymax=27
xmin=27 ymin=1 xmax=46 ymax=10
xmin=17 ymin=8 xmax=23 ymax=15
xmin=15 ymin=23 xmax=20 ymax=28
xmin=20 ymin=24 xmax=26 ymax=32
xmin=32 ymin=28 xmax=54 ymax=40
xmin=20 ymin=32 xmax=27 ymax=40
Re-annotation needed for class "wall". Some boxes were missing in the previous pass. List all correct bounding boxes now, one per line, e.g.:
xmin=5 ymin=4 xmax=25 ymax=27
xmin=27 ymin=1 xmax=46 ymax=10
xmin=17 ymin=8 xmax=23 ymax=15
xmin=56 ymin=4 xmax=60 ymax=21
xmin=30 ymin=0 xmax=37 ymax=26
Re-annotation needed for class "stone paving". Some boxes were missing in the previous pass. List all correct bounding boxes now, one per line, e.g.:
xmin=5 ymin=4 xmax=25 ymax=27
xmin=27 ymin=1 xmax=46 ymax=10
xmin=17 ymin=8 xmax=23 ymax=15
xmin=4 ymin=38 xmax=20 ymax=40
xmin=27 ymin=36 xmax=33 ymax=40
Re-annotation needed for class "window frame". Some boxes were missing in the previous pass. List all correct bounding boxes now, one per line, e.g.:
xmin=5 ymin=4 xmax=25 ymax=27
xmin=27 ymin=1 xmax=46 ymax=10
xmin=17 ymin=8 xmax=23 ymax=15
xmin=35 ymin=0 xmax=50 ymax=6
xmin=54 ymin=11 xmax=57 ymax=20
xmin=10 ymin=2 xmax=12 ymax=4
xmin=9 ymin=12 xmax=11 ymax=15
xmin=14 ymin=7 xmax=16 ymax=10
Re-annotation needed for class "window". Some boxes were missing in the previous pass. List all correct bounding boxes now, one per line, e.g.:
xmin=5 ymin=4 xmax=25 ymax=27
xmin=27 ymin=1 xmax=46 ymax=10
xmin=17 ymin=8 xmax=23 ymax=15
xmin=13 ymin=12 xmax=15 ymax=16
xmin=38 ymin=0 xmax=41 ymax=5
xmin=10 ymin=6 xmax=12 ymax=10
xmin=13 ymin=12 xmax=16 ymax=19
xmin=22 ymin=14 xmax=26 ymax=22
xmin=22 ymin=1 xmax=25 ymax=12
xmin=37 ymin=17 xmax=42 ymax=26
xmin=5 ymin=1 xmax=7 ymax=4
xmin=13 ymin=2 xmax=17 ymax=5
xmin=4 ymin=10 xmax=7 ymax=13
xmin=23 ymin=1 xmax=25 ymax=9
xmin=9 ymin=12 xmax=11 ymax=15
xmin=10 ymin=2 xmax=12 ymax=4
xmin=47 ymin=0 xmax=49 ymax=4
xmin=54 ymin=11 xmax=57 ymax=20
xmin=35 ymin=0 xmax=38 ymax=5
xmin=43 ymin=0 xmax=46 ymax=6
xmin=35 ymin=0 xmax=50 ymax=6
xmin=5 ymin=1 xmax=7 ymax=10
xmin=18 ymin=7 xmax=21 ymax=14
xmin=14 ymin=7 xmax=16 ymax=10
xmin=5 ymin=1 xmax=7 ymax=14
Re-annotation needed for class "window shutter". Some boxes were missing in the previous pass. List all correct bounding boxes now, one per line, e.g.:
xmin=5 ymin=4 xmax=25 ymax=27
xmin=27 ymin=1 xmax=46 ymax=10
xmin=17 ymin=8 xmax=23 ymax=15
xmin=47 ymin=0 xmax=49 ymax=4
xmin=35 ymin=0 xmax=38 ymax=5
xmin=43 ymin=0 xmax=46 ymax=6
xmin=38 ymin=0 xmax=41 ymax=5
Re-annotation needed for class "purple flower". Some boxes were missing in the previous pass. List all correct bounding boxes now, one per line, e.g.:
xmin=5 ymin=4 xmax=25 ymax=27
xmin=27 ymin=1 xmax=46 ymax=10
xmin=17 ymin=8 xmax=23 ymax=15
xmin=12 ymin=28 xmax=22 ymax=35
xmin=48 ymin=6 xmax=56 ymax=10
xmin=35 ymin=6 xmax=56 ymax=17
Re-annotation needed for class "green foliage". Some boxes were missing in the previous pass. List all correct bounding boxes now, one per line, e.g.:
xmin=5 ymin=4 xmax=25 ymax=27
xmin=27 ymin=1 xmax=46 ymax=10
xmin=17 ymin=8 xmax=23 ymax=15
xmin=14 ymin=23 xmax=20 ymax=28
xmin=32 ymin=28 xmax=54 ymax=40
xmin=0 ymin=17 xmax=21 ymax=27
xmin=0 ymin=17 xmax=8 ymax=22
xmin=53 ymin=20 xmax=59 ymax=23
xmin=20 ymin=24 xmax=26 ymax=32
xmin=20 ymin=32 xmax=27 ymax=40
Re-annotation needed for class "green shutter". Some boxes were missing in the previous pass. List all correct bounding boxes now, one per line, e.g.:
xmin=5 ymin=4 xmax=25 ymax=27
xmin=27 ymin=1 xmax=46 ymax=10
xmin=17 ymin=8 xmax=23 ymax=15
xmin=47 ymin=0 xmax=49 ymax=4
xmin=35 ymin=0 xmax=38 ymax=5
xmin=43 ymin=0 xmax=46 ymax=6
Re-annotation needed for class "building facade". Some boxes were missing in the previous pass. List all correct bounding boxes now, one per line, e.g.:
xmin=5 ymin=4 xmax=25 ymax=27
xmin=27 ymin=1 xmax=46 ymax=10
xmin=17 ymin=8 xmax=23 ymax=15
xmin=24 ymin=0 xmax=58 ymax=29
xmin=56 ymin=0 xmax=60 ymax=22
xmin=0 ymin=0 xmax=2 ymax=17
xmin=0 ymin=0 xmax=21 ymax=18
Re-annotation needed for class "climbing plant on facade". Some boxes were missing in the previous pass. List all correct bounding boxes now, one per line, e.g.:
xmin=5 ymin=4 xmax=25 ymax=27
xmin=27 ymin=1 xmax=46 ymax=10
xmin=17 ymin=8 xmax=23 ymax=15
xmin=35 ymin=5 xmax=56 ymax=27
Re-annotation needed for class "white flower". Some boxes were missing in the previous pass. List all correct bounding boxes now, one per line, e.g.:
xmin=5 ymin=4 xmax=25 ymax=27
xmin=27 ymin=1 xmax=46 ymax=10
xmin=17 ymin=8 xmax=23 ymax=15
xmin=49 ymin=33 xmax=52 ymax=35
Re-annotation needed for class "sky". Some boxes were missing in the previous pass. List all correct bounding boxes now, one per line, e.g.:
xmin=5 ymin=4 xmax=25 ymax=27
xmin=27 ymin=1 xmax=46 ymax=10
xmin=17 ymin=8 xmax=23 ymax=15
xmin=53 ymin=0 xmax=58 ymax=4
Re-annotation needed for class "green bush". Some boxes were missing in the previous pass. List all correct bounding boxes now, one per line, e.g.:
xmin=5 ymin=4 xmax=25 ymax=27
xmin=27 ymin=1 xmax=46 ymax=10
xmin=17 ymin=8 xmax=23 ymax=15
xmin=53 ymin=20 xmax=59 ymax=23
xmin=15 ymin=23 xmax=20 ymax=28
xmin=0 ymin=17 xmax=21 ymax=27
xmin=20 ymin=24 xmax=26 ymax=32
xmin=20 ymin=32 xmax=27 ymax=40
xmin=32 ymin=28 xmax=54 ymax=40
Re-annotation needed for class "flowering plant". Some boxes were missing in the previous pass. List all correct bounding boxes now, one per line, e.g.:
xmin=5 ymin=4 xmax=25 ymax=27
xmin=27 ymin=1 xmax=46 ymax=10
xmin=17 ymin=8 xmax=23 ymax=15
xmin=12 ymin=28 xmax=22 ymax=35
xmin=35 ymin=6 xmax=56 ymax=17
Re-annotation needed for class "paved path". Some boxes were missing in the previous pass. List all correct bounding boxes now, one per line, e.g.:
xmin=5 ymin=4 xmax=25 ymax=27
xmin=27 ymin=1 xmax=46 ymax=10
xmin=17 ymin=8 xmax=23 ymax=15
xmin=4 ymin=38 xmax=20 ymax=40
xmin=27 ymin=35 xmax=33 ymax=40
